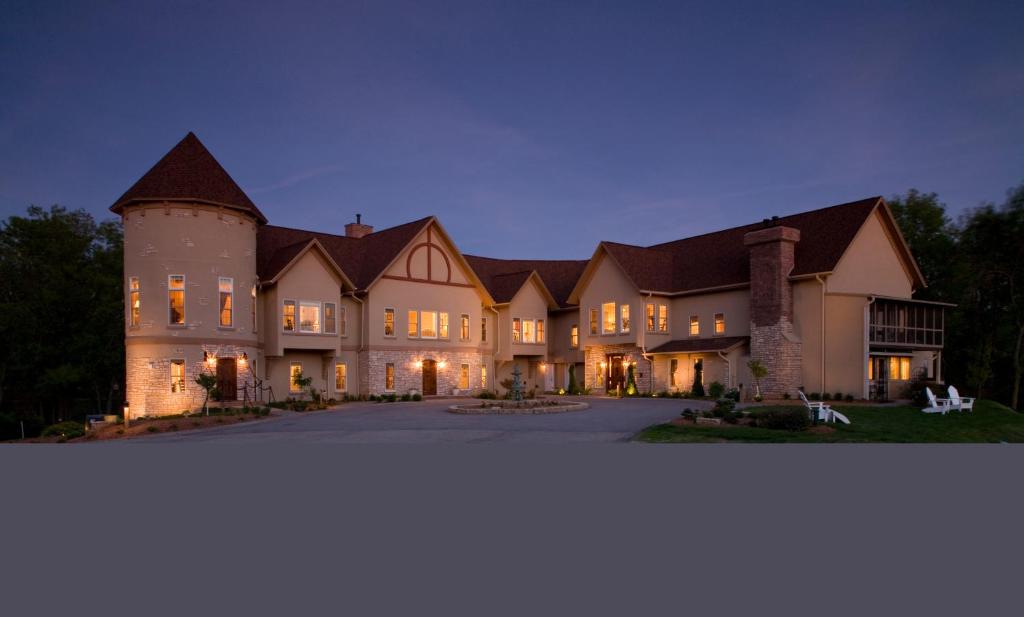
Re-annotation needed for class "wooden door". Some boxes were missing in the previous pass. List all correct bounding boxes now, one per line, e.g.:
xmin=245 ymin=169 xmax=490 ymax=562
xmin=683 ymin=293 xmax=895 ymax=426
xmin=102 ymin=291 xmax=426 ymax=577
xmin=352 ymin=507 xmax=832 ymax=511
xmin=216 ymin=357 xmax=237 ymax=401
xmin=606 ymin=355 xmax=625 ymax=392
xmin=422 ymin=359 xmax=437 ymax=395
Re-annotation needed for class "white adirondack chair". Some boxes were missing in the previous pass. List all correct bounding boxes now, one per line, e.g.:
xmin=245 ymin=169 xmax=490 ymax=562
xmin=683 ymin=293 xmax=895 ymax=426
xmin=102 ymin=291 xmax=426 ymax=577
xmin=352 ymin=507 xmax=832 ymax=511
xmin=798 ymin=391 xmax=850 ymax=424
xmin=923 ymin=387 xmax=952 ymax=415
xmin=947 ymin=386 xmax=975 ymax=412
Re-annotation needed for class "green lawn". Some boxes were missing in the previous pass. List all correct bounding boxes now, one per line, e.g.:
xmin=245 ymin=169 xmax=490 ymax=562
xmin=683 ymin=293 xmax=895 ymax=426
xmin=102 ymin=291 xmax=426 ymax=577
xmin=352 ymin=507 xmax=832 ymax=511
xmin=635 ymin=400 xmax=1024 ymax=443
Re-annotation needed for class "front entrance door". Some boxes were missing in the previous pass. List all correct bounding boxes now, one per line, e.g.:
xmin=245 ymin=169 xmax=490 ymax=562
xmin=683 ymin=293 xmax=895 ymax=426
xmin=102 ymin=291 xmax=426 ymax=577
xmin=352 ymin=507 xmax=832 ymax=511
xmin=869 ymin=356 xmax=889 ymax=401
xmin=606 ymin=354 xmax=625 ymax=393
xmin=216 ymin=357 xmax=237 ymax=401
xmin=422 ymin=359 xmax=437 ymax=395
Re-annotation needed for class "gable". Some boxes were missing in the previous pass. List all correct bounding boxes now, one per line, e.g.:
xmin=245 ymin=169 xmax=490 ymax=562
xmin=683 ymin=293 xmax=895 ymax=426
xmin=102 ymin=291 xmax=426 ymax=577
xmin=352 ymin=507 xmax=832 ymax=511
xmin=276 ymin=248 xmax=346 ymax=296
xmin=827 ymin=209 xmax=914 ymax=297
xmin=509 ymin=274 xmax=558 ymax=312
xmin=385 ymin=222 xmax=470 ymax=284
xmin=576 ymin=249 xmax=640 ymax=307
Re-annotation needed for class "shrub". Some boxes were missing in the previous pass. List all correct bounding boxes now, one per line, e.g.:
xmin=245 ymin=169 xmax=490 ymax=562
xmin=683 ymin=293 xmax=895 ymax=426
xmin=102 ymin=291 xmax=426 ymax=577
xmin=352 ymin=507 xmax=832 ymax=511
xmin=691 ymin=360 xmax=705 ymax=397
xmin=751 ymin=408 xmax=811 ymax=431
xmin=832 ymin=392 xmax=843 ymax=401
xmin=658 ymin=391 xmax=670 ymax=398
xmin=708 ymin=381 xmax=725 ymax=399
xmin=41 ymin=421 xmax=85 ymax=440
xmin=822 ymin=392 xmax=832 ymax=401
xmin=711 ymin=398 xmax=736 ymax=417
xmin=782 ymin=392 xmax=791 ymax=400
xmin=146 ymin=425 xmax=160 ymax=433
xmin=809 ymin=392 xmax=821 ymax=400
xmin=567 ymin=364 xmax=580 ymax=395
xmin=625 ymin=364 xmax=638 ymax=396
xmin=401 ymin=393 xmax=411 ymax=402
xmin=386 ymin=393 xmax=397 ymax=402
xmin=724 ymin=388 xmax=740 ymax=402
xmin=477 ymin=390 xmax=497 ymax=399
xmin=723 ymin=413 xmax=739 ymax=424
xmin=845 ymin=394 xmax=854 ymax=402
xmin=412 ymin=393 xmax=423 ymax=401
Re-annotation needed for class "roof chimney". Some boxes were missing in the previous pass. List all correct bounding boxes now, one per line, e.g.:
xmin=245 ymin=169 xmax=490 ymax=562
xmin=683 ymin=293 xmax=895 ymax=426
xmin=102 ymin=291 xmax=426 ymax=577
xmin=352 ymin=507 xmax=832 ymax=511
xmin=345 ymin=213 xmax=373 ymax=239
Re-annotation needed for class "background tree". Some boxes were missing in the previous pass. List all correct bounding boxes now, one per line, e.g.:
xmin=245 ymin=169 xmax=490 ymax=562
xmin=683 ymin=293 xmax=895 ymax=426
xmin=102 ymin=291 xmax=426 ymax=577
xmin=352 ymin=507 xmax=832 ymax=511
xmin=0 ymin=206 xmax=124 ymax=428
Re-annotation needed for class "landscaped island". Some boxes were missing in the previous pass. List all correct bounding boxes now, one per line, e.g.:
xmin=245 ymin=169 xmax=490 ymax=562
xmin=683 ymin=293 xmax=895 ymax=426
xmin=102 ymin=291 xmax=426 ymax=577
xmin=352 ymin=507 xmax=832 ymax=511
xmin=634 ymin=400 xmax=1024 ymax=443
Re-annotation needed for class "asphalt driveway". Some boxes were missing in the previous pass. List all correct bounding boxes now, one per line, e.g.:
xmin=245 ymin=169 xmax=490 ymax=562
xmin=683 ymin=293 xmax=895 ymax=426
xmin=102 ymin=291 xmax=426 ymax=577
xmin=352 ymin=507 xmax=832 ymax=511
xmin=137 ymin=397 xmax=713 ymax=444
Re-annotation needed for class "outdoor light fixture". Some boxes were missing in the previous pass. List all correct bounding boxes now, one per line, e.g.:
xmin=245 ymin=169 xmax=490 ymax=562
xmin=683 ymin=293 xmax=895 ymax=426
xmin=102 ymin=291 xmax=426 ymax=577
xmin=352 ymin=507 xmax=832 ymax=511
xmin=414 ymin=360 xmax=423 ymax=369
xmin=123 ymin=401 xmax=131 ymax=428
xmin=238 ymin=352 xmax=248 ymax=367
xmin=204 ymin=350 xmax=217 ymax=369
xmin=438 ymin=360 xmax=447 ymax=369
xmin=539 ymin=363 xmax=546 ymax=371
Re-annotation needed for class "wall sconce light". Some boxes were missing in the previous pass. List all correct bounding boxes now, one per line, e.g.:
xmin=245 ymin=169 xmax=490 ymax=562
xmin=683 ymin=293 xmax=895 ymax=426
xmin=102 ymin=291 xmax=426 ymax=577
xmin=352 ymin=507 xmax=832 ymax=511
xmin=599 ymin=361 xmax=606 ymax=369
xmin=437 ymin=360 xmax=447 ymax=369
xmin=539 ymin=362 xmax=547 ymax=371
xmin=238 ymin=352 xmax=248 ymax=368
xmin=414 ymin=360 xmax=423 ymax=369
xmin=204 ymin=351 xmax=217 ymax=369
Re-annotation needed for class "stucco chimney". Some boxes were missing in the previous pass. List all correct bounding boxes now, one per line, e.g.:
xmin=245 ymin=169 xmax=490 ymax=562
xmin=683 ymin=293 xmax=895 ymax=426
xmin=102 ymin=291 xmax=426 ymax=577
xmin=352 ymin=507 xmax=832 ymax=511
xmin=345 ymin=213 xmax=374 ymax=239
xmin=744 ymin=225 xmax=802 ymax=398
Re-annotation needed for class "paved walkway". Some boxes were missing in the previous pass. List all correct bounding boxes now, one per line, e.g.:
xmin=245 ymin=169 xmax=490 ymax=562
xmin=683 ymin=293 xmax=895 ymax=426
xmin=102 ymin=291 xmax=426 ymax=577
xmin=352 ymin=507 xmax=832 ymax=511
xmin=135 ymin=397 xmax=714 ymax=444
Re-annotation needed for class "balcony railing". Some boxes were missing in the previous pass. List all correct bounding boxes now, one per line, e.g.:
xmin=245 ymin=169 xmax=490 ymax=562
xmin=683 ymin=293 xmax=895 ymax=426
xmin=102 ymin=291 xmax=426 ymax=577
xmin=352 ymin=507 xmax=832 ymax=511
xmin=869 ymin=298 xmax=945 ymax=348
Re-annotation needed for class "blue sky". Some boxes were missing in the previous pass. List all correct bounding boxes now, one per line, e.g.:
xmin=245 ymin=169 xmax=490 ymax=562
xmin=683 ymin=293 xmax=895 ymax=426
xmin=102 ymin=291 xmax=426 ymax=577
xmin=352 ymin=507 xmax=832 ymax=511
xmin=1 ymin=0 xmax=1022 ymax=258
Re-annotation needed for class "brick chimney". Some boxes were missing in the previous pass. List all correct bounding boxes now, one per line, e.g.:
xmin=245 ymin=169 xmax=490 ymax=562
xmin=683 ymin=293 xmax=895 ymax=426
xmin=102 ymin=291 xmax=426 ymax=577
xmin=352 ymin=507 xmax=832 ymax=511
xmin=344 ymin=213 xmax=373 ymax=239
xmin=744 ymin=224 xmax=802 ymax=399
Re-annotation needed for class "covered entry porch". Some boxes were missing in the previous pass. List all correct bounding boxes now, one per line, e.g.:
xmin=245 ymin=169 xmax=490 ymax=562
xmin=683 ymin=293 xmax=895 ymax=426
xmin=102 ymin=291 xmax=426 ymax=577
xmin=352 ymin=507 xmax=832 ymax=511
xmin=647 ymin=336 xmax=749 ymax=398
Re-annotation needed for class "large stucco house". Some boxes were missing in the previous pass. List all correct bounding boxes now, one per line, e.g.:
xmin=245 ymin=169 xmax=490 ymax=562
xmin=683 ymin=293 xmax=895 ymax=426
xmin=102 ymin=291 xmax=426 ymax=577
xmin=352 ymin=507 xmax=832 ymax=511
xmin=115 ymin=133 xmax=946 ymax=416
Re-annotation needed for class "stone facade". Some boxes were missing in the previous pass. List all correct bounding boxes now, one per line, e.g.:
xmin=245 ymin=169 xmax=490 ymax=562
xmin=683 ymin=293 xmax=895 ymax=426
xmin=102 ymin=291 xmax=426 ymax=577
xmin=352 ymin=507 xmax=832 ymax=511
xmin=583 ymin=343 xmax=654 ymax=394
xmin=744 ymin=225 xmax=802 ymax=398
xmin=363 ymin=349 xmax=492 ymax=396
xmin=126 ymin=342 xmax=258 ymax=417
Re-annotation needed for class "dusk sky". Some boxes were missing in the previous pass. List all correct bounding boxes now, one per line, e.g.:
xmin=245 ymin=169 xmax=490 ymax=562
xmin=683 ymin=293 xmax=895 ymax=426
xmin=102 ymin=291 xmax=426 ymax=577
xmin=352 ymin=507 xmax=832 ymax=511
xmin=2 ymin=0 xmax=1022 ymax=258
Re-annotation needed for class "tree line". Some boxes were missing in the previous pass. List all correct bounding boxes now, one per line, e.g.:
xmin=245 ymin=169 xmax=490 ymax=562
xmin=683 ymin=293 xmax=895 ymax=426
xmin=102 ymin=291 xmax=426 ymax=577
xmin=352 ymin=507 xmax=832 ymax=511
xmin=0 ymin=184 xmax=1021 ymax=438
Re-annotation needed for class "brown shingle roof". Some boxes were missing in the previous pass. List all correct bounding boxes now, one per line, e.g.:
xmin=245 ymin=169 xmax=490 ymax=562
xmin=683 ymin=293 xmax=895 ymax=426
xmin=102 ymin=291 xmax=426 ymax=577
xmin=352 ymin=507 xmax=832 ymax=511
xmin=111 ymin=132 xmax=268 ymax=223
xmin=257 ymin=217 xmax=432 ymax=290
xmin=601 ymin=197 xmax=884 ymax=294
xmin=464 ymin=255 xmax=589 ymax=308
xmin=647 ymin=336 xmax=749 ymax=354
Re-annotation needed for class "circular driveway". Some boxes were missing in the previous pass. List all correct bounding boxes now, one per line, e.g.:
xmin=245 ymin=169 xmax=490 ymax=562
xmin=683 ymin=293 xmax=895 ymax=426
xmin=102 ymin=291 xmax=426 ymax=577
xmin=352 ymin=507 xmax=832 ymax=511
xmin=139 ymin=397 xmax=713 ymax=444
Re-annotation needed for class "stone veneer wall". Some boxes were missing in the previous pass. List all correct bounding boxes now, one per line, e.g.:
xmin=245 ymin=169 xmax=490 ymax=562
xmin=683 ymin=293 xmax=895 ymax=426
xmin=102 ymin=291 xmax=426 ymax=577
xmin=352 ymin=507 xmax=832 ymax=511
xmin=362 ymin=349 xmax=492 ymax=396
xmin=583 ymin=343 xmax=654 ymax=394
xmin=744 ymin=225 xmax=802 ymax=398
xmin=126 ymin=342 xmax=258 ymax=417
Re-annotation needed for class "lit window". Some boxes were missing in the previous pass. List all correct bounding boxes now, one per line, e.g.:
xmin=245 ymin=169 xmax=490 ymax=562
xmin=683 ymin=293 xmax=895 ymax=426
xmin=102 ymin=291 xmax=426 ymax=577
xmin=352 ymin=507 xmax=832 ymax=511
xmin=460 ymin=314 xmax=470 ymax=341
xmin=602 ymin=302 xmax=616 ymax=334
xmin=537 ymin=319 xmax=545 ymax=344
xmin=299 ymin=302 xmax=321 ymax=333
xmin=646 ymin=303 xmax=655 ymax=332
xmin=324 ymin=303 xmax=336 ymax=334
xmin=289 ymin=363 xmax=303 ymax=393
xmin=481 ymin=317 xmax=487 ymax=342
xmin=384 ymin=308 xmax=395 ymax=337
xmin=513 ymin=318 xmax=522 ymax=343
xmin=408 ymin=310 xmax=418 ymax=337
xmin=459 ymin=364 xmax=469 ymax=390
xmin=670 ymin=358 xmax=678 ymax=387
xmin=168 ymin=275 xmax=185 ymax=325
xmin=523 ymin=319 xmax=535 ymax=343
xmin=385 ymin=363 xmax=395 ymax=391
xmin=481 ymin=366 xmax=488 ymax=389
xmin=889 ymin=356 xmax=912 ymax=381
xmin=589 ymin=309 xmax=599 ymax=335
xmin=339 ymin=306 xmax=346 ymax=337
xmin=251 ymin=285 xmax=257 ymax=332
xmin=218 ymin=277 xmax=233 ymax=327
xmin=283 ymin=301 xmax=296 ymax=331
xmin=689 ymin=315 xmax=699 ymax=336
xmin=571 ymin=325 xmax=579 ymax=348
xmin=421 ymin=311 xmax=438 ymax=338
xmin=129 ymin=277 xmax=140 ymax=327
xmin=714 ymin=313 xmax=725 ymax=335
xmin=620 ymin=305 xmax=630 ymax=333
xmin=335 ymin=363 xmax=347 ymax=393
xmin=439 ymin=312 xmax=449 ymax=339
xmin=658 ymin=305 xmax=668 ymax=332
xmin=170 ymin=359 xmax=185 ymax=393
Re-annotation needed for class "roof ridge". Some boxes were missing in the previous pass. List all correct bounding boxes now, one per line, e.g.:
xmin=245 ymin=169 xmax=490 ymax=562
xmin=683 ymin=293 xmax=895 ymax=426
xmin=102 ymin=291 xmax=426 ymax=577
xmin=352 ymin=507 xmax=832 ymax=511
xmin=262 ymin=216 xmax=434 ymax=242
xmin=646 ymin=196 xmax=881 ymax=248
